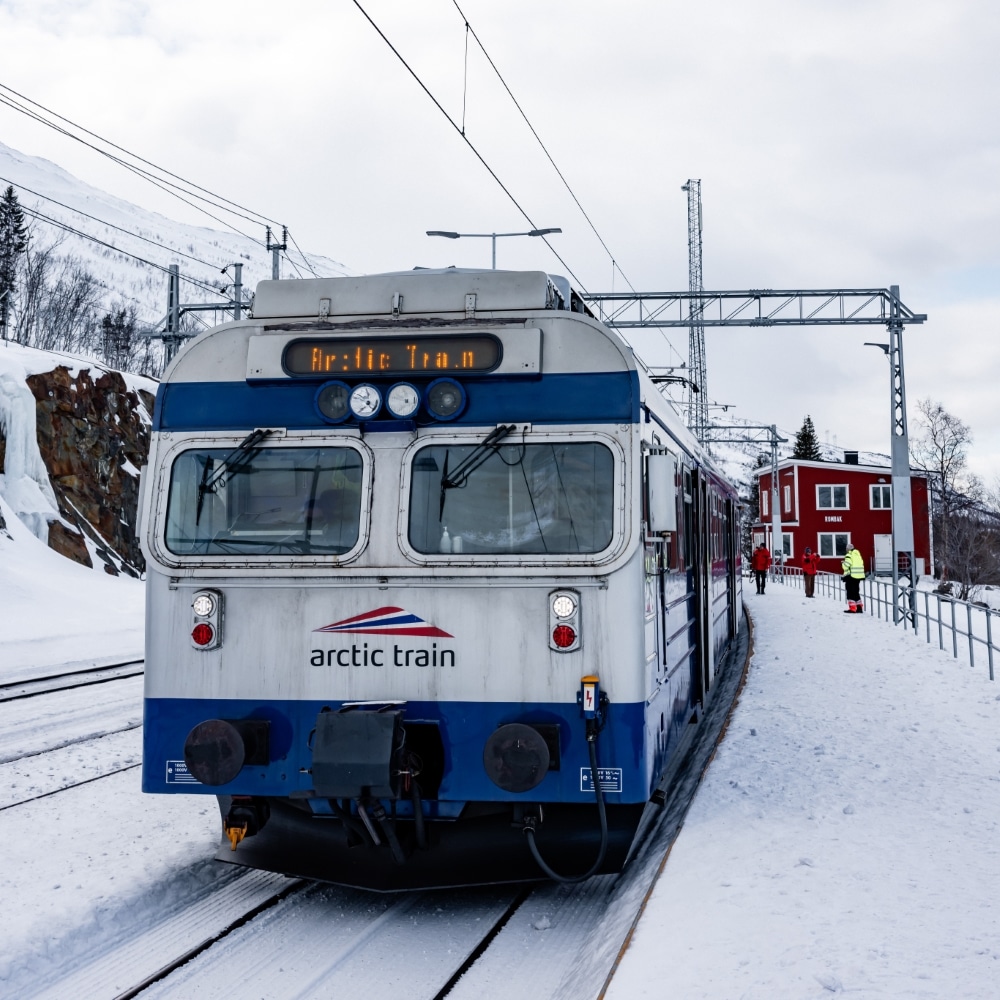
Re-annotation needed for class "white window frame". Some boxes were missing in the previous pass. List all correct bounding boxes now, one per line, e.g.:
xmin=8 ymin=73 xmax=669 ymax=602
xmin=783 ymin=484 xmax=791 ymax=512
xmin=816 ymin=484 xmax=849 ymax=510
xmin=818 ymin=532 xmax=850 ymax=558
xmin=781 ymin=533 xmax=793 ymax=558
xmin=762 ymin=489 xmax=768 ymax=517
xmin=870 ymin=484 xmax=892 ymax=510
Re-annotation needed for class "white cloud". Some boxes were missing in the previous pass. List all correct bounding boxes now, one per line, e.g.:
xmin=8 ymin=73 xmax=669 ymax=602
xmin=0 ymin=0 xmax=998 ymax=473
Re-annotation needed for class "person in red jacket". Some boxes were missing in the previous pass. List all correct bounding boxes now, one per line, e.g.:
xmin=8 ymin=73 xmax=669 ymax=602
xmin=751 ymin=543 xmax=771 ymax=594
xmin=801 ymin=546 xmax=820 ymax=598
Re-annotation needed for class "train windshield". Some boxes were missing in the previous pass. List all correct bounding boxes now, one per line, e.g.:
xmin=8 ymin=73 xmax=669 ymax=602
xmin=165 ymin=446 xmax=363 ymax=555
xmin=408 ymin=441 xmax=614 ymax=555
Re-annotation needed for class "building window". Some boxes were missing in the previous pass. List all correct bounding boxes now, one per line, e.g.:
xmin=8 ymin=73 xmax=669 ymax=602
xmin=762 ymin=489 xmax=768 ymax=517
xmin=783 ymin=485 xmax=791 ymax=512
xmin=817 ymin=485 xmax=848 ymax=509
xmin=819 ymin=532 xmax=850 ymax=558
xmin=781 ymin=534 xmax=793 ymax=558
xmin=871 ymin=484 xmax=892 ymax=509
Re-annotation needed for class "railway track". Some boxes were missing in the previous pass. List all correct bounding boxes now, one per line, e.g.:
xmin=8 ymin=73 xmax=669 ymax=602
xmin=10 ymin=614 xmax=752 ymax=999
xmin=0 ymin=659 xmax=144 ymax=703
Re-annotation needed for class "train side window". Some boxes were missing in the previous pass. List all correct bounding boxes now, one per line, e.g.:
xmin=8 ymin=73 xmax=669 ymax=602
xmin=164 ymin=445 xmax=364 ymax=556
xmin=408 ymin=441 xmax=615 ymax=555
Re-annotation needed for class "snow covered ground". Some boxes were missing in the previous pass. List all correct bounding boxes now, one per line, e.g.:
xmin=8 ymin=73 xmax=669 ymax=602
xmin=609 ymin=584 xmax=1000 ymax=999
xmin=4 ymin=531 xmax=1000 ymax=996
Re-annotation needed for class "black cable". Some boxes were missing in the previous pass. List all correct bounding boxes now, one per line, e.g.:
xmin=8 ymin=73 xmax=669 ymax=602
xmin=450 ymin=0 xmax=638 ymax=296
xmin=350 ymin=0 xmax=589 ymax=293
xmin=1 ymin=173 xmax=226 ymax=273
xmin=524 ymin=736 xmax=608 ymax=883
xmin=20 ymin=205 xmax=227 ymax=299
xmin=0 ymin=90 xmax=268 ymax=247
xmin=0 ymin=82 xmax=279 ymax=229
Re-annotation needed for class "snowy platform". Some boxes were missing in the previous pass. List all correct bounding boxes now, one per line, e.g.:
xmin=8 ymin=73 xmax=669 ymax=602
xmin=608 ymin=584 xmax=1000 ymax=999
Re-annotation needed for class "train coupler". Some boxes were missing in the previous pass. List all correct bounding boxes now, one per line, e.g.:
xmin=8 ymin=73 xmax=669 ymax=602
xmin=223 ymin=796 xmax=270 ymax=851
xmin=224 ymin=819 xmax=248 ymax=851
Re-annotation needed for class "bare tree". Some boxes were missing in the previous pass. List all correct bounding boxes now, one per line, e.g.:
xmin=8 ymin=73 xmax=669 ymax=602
xmin=13 ymin=236 xmax=62 ymax=346
xmin=29 ymin=256 xmax=103 ymax=354
xmin=910 ymin=398 xmax=981 ymax=581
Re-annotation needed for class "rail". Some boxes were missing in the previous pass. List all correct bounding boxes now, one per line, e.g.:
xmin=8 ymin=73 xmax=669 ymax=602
xmin=775 ymin=566 xmax=998 ymax=681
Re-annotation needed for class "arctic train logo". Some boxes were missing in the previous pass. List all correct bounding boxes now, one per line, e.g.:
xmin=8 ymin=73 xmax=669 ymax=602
xmin=314 ymin=606 xmax=454 ymax=638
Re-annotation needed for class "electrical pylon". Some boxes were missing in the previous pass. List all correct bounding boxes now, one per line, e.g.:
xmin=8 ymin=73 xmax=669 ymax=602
xmin=682 ymin=179 xmax=708 ymax=443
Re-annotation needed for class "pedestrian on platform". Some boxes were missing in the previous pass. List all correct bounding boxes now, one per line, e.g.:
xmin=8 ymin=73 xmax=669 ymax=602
xmin=752 ymin=543 xmax=771 ymax=595
xmin=842 ymin=542 xmax=866 ymax=613
xmin=801 ymin=546 xmax=820 ymax=598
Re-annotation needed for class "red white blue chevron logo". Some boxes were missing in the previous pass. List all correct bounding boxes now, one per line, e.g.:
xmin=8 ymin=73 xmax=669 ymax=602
xmin=314 ymin=606 xmax=453 ymax=637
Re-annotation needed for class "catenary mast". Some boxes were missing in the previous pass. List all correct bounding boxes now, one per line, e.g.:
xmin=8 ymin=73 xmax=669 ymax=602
xmin=682 ymin=179 xmax=708 ymax=443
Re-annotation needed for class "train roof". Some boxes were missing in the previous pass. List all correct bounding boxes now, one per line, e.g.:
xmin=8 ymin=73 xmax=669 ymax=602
xmin=250 ymin=268 xmax=594 ymax=321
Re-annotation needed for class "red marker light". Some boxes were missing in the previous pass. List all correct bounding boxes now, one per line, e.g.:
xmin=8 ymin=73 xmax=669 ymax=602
xmin=552 ymin=624 xmax=576 ymax=649
xmin=192 ymin=623 xmax=215 ymax=647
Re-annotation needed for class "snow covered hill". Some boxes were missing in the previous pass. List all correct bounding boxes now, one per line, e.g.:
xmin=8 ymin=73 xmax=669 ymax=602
xmin=0 ymin=139 xmax=350 ymax=325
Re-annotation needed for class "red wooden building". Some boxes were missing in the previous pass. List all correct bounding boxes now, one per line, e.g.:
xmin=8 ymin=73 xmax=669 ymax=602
xmin=752 ymin=454 xmax=932 ymax=577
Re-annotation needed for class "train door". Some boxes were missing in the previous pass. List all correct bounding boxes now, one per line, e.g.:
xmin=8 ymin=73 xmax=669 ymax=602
xmin=645 ymin=448 xmax=677 ymax=689
xmin=726 ymin=497 xmax=740 ymax=640
xmin=683 ymin=467 xmax=703 ymax=706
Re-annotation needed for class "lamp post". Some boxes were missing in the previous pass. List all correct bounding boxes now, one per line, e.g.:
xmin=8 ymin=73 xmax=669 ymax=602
xmin=864 ymin=284 xmax=917 ymax=628
xmin=426 ymin=228 xmax=561 ymax=270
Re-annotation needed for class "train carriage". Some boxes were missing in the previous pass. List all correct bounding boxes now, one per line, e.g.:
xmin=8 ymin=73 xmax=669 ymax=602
xmin=139 ymin=268 xmax=743 ymax=889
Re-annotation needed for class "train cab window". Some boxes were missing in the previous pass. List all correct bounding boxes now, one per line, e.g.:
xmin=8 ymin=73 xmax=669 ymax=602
xmin=408 ymin=441 xmax=614 ymax=555
xmin=164 ymin=446 xmax=364 ymax=556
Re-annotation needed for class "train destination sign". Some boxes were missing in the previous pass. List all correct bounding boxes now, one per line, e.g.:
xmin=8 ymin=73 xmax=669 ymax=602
xmin=284 ymin=335 xmax=501 ymax=376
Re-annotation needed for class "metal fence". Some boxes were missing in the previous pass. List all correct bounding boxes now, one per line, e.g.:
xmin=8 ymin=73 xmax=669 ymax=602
xmin=776 ymin=566 xmax=998 ymax=681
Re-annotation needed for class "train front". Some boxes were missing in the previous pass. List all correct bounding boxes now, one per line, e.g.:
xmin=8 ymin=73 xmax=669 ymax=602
xmin=139 ymin=269 xmax=657 ymax=890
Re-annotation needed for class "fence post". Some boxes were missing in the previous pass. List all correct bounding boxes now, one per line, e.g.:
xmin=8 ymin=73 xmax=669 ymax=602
xmin=967 ymin=603 xmax=975 ymax=669
xmin=987 ymin=610 xmax=995 ymax=682
xmin=951 ymin=600 xmax=958 ymax=659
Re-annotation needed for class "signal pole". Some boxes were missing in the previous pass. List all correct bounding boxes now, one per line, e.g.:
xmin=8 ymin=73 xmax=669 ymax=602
xmin=682 ymin=179 xmax=708 ymax=445
xmin=266 ymin=226 xmax=287 ymax=280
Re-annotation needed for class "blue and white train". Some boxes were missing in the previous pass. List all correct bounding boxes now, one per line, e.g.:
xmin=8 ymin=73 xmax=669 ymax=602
xmin=139 ymin=268 xmax=744 ymax=889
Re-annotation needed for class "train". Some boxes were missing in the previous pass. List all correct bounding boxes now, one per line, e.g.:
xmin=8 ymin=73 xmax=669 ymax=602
xmin=138 ymin=267 xmax=744 ymax=890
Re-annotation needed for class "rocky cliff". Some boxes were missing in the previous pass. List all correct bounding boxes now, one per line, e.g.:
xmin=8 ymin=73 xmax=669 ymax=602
xmin=0 ymin=360 xmax=154 ymax=575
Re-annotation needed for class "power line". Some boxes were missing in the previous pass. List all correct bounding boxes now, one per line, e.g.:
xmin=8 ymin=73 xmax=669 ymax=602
xmin=350 ymin=0 xmax=589 ymax=293
xmin=450 ymin=0 xmax=638 ymax=296
xmin=20 ymin=204 xmax=227 ymax=300
xmin=0 ymin=82 xmax=279 ymax=231
xmin=0 ymin=172 xmax=227 ymax=274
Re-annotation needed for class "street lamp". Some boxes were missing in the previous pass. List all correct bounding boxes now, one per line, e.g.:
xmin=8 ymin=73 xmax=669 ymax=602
xmin=426 ymin=228 xmax=561 ymax=269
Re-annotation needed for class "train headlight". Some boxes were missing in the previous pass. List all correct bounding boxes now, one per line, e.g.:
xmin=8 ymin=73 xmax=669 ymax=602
xmin=349 ymin=384 xmax=382 ymax=420
xmin=425 ymin=378 xmax=466 ymax=421
xmin=551 ymin=593 xmax=577 ymax=619
xmin=191 ymin=589 xmax=223 ymax=651
xmin=192 ymin=593 xmax=216 ymax=617
xmin=314 ymin=380 xmax=351 ymax=423
xmin=386 ymin=382 xmax=420 ymax=419
xmin=548 ymin=589 xmax=581 ymax=652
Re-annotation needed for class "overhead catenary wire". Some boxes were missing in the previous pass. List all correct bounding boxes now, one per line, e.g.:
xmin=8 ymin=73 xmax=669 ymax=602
xmin=0 ymin=83 xmax=277 ymax=232
xmin=0 ymin=173 xmax=229 ymax=275
xmin=449 ymin=0 xmax=638 ymax=297
xmin=0 ymin=85 xmax=330 ymax=283
xmin=349 ymin=0 xmax=589 ymax=294
xmin=443 ymin=2 xmax=684 ymax=370
xmin=20 ymin=204 xmax=230 ymax=301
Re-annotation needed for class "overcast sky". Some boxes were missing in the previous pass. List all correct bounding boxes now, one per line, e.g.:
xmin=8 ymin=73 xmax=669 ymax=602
xmin=1 ymin=0 xmax=998 ymax=480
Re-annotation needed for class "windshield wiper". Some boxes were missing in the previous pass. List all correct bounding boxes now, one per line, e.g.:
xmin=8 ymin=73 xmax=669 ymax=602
xmin=439 ymin=424 xmax=515 ymax=519
xmin=196 ymin=428 xmax=273 ymax=525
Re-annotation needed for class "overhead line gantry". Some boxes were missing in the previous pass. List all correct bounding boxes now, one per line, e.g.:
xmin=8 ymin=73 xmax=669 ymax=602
xmin=582 ymin=285 xmax=927 ymax=629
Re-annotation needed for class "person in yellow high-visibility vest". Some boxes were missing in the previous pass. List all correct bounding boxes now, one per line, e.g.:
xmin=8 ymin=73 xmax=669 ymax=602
xmin=842 ymin=543 xmax=865 ymax=613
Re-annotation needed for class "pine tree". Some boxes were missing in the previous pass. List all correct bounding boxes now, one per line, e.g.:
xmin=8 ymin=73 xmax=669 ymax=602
xmin=791 ymin=414 xmax=822 ymax=461
xmin=0 ymin=185 xmax=29 ymax=343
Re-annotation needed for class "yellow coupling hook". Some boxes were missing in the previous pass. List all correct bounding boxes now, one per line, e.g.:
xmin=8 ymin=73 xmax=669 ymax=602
xmin=224 ymin=819 xmax=248 ymax=851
